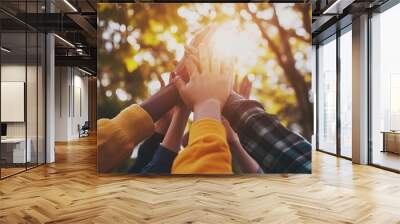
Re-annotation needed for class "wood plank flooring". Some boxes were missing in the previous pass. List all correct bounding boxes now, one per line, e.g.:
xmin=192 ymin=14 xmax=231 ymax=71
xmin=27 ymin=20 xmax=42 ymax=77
xmin=1 ymin=135 xmax=400 ymax=223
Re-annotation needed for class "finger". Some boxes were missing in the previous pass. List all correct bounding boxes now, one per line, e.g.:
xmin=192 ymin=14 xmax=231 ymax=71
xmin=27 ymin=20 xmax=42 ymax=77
xmin=185 ymin=45 xmax=198 ymax=56
xmin=173 ymin=76 xmax=186 ymax=93
xmin=185 ymin=57 xmax=200 ymax=78
xmin=190 ymin=24 xmax=217 ymax=47
xmin=190 ymin=26 xmax=209 ymax=47
xmin=221 ymin=55 xmax=234 ymax=77
xmin=158 ymin=75 xmax=165 ymax=88
xmin=198 ymin=43 xmax=209 ymax=75
xmin=169 ymin=72 xmax=175 ymax=83
xmin=233 ymin=74 xmax=239 ymax=92
xmin=245 ymin=79 xmax=253 ymax=99
xmin=202 ymin=25 xmax=218 ymax=46
xmin=223 ymin=57 xmax=235 ymax=89
xmin=174 ymin=60 xmax=185 ymax=76
xmin=188 ymin=54 xmax=200 ymax=71
xmin=240 ymin=75 xmax=248 ymax=90
xmin=227 ymin=69 xmax=234 ymax=91
xmin=210 ymin=50 xmax=220 ymax=77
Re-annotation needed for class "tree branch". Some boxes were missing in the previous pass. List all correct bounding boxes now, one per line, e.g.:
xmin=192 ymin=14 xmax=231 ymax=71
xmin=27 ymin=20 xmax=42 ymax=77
xmin=287 ymin=29 xmax=310 ymax=43
xmin=246 ymin=4 xmax=313 ymax=139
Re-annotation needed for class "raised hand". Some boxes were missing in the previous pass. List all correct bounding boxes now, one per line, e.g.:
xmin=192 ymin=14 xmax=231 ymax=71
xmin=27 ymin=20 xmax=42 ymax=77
xmin=173 ymin=41 xmax=234 ymax=121
xmin=154 ymin=72 xmax=175 ymax=134
xmin=173 ymin=25 xmax=218 ymax=81
xmin=160 ymin=102 xmax=190 ymax=153
xmin=238 ymin=75 xmax=252 ymax=99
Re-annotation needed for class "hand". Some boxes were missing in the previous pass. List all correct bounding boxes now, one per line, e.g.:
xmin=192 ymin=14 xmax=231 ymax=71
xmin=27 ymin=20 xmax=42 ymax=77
xmin=160 ymin=103 xmax=190 ymax=153
xmin=154 ymin=73 xmax=175 ymax=134
xmin=174 ymin=41 xmax=234 ymax=121
xmin=173 ymin=25 xmax=217 ymax=81
xmin=238 ymin=75 xmax=252 ymax=99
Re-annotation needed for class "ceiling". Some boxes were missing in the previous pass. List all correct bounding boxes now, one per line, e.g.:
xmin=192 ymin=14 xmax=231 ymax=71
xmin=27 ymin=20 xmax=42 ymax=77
xmin=311 ymin=0 xmax=391 ymax=43
xmin=0 ymin=0 xmax=97 ymax=75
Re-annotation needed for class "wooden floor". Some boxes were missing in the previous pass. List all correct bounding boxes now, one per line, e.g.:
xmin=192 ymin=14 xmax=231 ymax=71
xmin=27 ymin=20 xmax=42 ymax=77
xmin=1 ymin=136 xmax=400 ymax=223
xmin=373 ymin=150 xmax=400 ymax=171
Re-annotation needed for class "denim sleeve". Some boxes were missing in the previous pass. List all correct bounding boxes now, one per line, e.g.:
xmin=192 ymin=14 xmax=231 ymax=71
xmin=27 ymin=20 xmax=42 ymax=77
xmin=128 ymin=133 xmax=164 ymax=173
xmin=141 ymin=145 xmax=178 ymax=174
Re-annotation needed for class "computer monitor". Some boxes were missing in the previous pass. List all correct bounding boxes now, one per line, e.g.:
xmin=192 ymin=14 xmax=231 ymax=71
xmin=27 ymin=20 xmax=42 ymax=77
xmin=1 ymin=123 xmax=7 ymax=137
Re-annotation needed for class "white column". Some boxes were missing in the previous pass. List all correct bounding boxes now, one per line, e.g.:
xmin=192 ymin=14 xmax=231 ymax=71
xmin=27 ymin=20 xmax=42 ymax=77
xmin=46 ymin=32 xmax=55 ymax=163
xmin=352 ymin=14 xmax=369 ymax=164
xmin=311 ymin=45 xmax=317 ymax=150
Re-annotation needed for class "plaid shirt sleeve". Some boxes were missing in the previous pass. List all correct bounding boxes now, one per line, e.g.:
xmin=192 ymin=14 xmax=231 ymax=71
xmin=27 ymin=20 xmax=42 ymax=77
xmin=223 ymin=93 xmax=311 ymax=173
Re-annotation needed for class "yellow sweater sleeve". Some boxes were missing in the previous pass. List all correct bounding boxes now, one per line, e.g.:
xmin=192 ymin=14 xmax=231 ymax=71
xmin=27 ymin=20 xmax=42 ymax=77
xmin=172 ymin=119 xmax=232 ymax=174
xmin=97 ymin=104 xmax=154 ymax=172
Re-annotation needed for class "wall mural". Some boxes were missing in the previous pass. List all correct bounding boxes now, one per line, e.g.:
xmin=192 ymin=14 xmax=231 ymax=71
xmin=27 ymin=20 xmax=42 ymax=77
xmin=97 ymin=3 xmax=312 ymax=174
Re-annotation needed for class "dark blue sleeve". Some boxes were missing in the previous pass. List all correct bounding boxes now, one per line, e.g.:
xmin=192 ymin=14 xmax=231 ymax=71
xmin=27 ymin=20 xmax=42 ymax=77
xmin=128 ymin=133 xmax=164 ymax=173
xmin=141 ymin=145 xmax=178 ymax=174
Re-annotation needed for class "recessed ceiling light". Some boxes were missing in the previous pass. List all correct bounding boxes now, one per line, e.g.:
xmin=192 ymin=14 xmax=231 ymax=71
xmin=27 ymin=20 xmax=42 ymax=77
xmin=78 ymin=67 xmax=93 ymax=76
xmin=323 ymin=0 xmax=354 ymax=15
xmin=1 ymin=47 xmax=11 ymax=53
xmin=63 ymin=0 xmax=78 ymax=12
xmin=54 ymin=34 xmax=75 ymax=48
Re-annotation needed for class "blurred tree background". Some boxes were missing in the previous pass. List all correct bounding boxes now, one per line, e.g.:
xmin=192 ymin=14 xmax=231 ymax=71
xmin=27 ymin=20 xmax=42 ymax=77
xmin=98 ymin=3 xmax=313 ymax=140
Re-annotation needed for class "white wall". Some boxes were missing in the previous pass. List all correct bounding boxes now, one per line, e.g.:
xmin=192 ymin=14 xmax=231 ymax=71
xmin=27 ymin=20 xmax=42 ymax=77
xmin=55 ymin=67 xmax=89 ymax=141
xmin=1 ymin=64 xmax=46 ymax=164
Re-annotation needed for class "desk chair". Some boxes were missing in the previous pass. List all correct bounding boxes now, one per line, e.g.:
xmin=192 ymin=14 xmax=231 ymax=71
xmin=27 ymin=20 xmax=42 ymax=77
xmin=78 ymin=121 xmax=90 ymax=138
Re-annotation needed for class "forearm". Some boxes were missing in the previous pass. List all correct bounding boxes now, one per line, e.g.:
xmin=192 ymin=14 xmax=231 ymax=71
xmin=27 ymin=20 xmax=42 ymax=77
xmin=194 ymin=99 xmax=221 ymax=121
xmin=97 ymin=105 xmax=154 ymax=172
xmin=230 ymin=140 xmax=260 ymax=173
xmin=172 ymin=119 xmax=232 ymax=174
xmin=161 ymin=110 xmax=189 ymax=152
xmin=223 ymin=92 xmax=311 ymax=173
xmin=140 ymin=83 xmax=181 ymax=122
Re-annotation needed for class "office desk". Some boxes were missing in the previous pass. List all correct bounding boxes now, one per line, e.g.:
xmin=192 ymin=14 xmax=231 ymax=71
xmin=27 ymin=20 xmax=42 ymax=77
xmin=1 ymin=138 xmax=31 ymax=164
xmin=382 ymin=131 xmax=400 ymax=154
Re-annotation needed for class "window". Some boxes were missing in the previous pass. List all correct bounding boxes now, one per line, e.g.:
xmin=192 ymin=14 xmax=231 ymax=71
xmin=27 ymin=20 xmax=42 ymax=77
xmin=339 ymin=29 xmax=352 ymax=158
xmin=317 ymin=36 xmax=337 ymax=154
xmin=0 ymin=1 xmax=47 ymax=179
xmin=370 ymin=2 xmax=400 ymax=171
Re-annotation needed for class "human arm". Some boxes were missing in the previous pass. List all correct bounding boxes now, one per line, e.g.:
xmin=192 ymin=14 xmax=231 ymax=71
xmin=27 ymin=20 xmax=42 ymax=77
xmin=223 ymin=119 xmax=262 ymax=174
xmin=222 ymin=92 xmax=312 ymax=173
xmin=97 ymin=105 xmax=154 ymax=173
xmin=172 ymin=36 xmax=234 ymax=174
xmin=128 ymin=106 xmax=173 ymax=173
xmin=140 ymin=25 xmax=217 ymax=122
xmin=97 ymin=27 xmax=215 ymax=173
xmin=141 ymin=105 xmax=190 ymax=174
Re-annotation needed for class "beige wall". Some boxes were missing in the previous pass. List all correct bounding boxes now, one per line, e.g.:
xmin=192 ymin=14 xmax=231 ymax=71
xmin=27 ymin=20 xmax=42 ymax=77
xmin=55 ymin=67 xmax=89 ymax=141
xmin=1 ymin=64 xmax=45 ymax=164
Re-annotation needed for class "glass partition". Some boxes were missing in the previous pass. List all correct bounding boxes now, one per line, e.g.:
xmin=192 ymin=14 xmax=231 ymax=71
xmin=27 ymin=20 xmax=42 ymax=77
xmin=370 ymin=3 xmax=400 ymax=171
xmin=0 ymin=1 xmax=46 ymax=179
xmin=27 ymin=30 xmax=38 ymax=169
xmin=1 ymin=30 xmax=28 ymax=177
xmin=339 ymin=28 xmax=352 ymax=158
xmin=317 ymin=36 xmax=337 ymax=154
